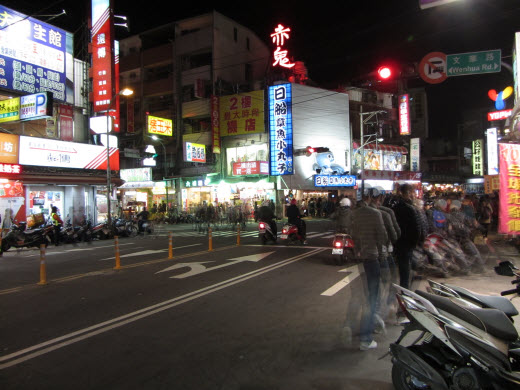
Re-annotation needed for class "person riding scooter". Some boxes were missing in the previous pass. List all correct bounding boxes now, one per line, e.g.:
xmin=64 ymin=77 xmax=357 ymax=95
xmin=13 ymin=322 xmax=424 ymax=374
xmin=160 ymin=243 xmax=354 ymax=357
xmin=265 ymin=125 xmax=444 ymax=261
xmin=287 ymin=198 xmax=306 ymax=244
xmin=329 ymin=197 xmax=352 ymax=234
xmin=136 ymin=206 xmax=150 ymax=233
xmin=257 ymin=200 xmax=277 ymax=237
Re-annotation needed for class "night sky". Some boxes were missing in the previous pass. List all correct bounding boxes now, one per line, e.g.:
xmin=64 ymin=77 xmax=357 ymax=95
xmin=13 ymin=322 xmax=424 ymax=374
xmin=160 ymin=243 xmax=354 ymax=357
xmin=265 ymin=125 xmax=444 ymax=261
xmin=5 ymin=0 xmax=520 ymax=139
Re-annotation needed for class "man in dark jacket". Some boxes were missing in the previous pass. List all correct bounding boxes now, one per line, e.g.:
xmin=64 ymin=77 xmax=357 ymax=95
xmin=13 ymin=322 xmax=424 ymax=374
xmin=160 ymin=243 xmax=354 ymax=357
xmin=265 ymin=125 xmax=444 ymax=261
xmin=392 ymin=184 xmax=421 ymax=290
xmin=351 ymin=192 xmax=387 ymax=350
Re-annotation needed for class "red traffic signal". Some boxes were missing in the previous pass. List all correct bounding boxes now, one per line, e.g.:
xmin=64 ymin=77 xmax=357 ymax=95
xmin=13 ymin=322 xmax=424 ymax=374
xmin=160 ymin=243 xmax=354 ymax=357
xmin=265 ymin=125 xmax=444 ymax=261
xmin=377 ymin=66 xmax=392 ymax=80
xmin=306 ymin=146 xmax=316 ymax=155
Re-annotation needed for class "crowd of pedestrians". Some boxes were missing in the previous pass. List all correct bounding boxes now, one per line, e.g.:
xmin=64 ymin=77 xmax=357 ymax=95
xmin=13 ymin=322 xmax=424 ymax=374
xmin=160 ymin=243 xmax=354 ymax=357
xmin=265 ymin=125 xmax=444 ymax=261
xmin=330 ymin=185 xmax=497 ymax=351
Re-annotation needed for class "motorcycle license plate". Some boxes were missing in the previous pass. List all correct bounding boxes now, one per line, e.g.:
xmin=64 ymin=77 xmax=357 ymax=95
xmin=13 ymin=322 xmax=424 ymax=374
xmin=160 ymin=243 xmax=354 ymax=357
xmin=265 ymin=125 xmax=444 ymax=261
xmin=332 ymin=248 xmax=343 ymax=255
xmin=259 ymin=229 xmax=266 ymax=234
xmin=281 ymin=234 xmax=288 ymax=239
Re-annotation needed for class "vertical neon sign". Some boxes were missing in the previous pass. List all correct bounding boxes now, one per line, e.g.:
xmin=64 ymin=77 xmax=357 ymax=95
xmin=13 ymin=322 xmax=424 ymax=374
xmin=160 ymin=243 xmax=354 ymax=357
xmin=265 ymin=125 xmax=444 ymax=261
xmin=269 ymin=83 xmax=293 ymax=176
xmin=271 ymin=24 xmax=295 ymax=69
xmin=399 ymin=94 xmax=411 ymax=135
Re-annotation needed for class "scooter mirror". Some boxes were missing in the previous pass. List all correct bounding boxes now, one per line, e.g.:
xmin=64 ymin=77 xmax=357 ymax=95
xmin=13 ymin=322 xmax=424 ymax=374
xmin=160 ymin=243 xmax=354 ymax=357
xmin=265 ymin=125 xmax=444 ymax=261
xmin=495 ymin=261 xmax=518 ymax=277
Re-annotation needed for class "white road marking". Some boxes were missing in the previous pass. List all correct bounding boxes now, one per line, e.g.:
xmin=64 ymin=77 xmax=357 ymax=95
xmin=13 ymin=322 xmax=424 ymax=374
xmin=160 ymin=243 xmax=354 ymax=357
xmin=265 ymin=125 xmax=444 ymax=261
xmin=321 ymin=264 xmax=361 ymax=296
xmin=0 ymin=248 xmax=325 ymax=369
xmin=99 ymin=243 xmax=202 ymax=261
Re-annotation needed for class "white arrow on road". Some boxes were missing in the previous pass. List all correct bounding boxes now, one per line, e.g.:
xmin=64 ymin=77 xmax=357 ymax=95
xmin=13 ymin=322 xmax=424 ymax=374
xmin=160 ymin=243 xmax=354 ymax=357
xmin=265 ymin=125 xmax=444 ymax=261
xmin=156 ymin=252 xmax=275 ymax=279
xmin=99 ymin=243 xmax=202 ymax=261
xmin=321 ymin=264 xmax=361 ymax=296
xmin=156 ymin=261 xmax=215 ymax=278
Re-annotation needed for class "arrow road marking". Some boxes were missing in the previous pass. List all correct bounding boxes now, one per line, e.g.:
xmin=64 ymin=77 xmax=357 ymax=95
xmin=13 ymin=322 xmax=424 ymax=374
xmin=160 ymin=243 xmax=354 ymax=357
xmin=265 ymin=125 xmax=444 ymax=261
xmin=321 ymin=264 xmax=361 ymax=296
xmin=155 ymin=252 xmax=275 ymax=279
xmin=0 ymin=248 xmax=324 ymax=370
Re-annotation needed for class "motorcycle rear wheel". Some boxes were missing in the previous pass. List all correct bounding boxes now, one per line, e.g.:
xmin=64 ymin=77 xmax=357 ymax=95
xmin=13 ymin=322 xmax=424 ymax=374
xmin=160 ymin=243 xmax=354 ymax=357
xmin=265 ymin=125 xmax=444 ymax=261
xmin=392 ymin=364 xmax=432 ymax=390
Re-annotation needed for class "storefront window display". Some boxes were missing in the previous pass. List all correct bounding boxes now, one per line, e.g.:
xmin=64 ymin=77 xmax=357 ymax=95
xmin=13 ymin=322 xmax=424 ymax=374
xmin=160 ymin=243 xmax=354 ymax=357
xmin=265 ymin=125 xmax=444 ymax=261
xmin=226 ymin=143 xmax=268 ymax=176
xmin=29 ymin=190 xmax=64 ymax=223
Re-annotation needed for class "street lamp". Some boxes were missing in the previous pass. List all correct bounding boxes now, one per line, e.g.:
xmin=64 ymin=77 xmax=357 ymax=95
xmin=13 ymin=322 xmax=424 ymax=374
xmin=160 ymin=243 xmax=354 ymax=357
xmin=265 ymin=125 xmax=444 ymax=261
xmin=151 ymin=135 xmax=169 ymax=207
xmin=106 ymin=88 xmax=133 ymax=229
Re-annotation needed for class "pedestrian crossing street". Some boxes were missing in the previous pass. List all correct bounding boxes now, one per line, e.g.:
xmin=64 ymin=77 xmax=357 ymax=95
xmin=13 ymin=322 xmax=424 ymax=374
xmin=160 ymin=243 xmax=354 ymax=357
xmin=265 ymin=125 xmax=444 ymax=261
xmin=153 ymin=229 xmax=335 ymax=239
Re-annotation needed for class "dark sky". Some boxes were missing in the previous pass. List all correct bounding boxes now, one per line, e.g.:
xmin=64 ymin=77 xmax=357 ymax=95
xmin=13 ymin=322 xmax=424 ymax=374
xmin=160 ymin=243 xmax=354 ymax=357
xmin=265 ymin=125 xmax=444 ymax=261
xmin=5 ymin=0 xmax=520 ymax=138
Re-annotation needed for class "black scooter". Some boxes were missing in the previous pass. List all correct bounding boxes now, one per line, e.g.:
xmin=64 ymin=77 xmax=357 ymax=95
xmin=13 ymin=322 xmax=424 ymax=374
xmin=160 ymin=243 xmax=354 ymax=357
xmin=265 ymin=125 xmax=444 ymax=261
xmin=1 ymin=222 xmax=53 ymax=252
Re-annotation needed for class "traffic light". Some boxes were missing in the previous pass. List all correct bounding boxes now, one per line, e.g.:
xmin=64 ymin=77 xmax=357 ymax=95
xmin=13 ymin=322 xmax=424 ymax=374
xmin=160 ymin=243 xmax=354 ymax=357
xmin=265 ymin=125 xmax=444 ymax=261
xmin=306 ymin=146 xmax=330 ymax=156
xmin=377 ymin=66 xmax=392 ymax=80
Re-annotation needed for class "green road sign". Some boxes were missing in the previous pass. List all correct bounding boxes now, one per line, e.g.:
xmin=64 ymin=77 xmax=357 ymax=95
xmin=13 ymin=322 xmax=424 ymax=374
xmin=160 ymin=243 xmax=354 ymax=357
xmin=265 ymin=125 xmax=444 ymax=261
xmin=446 ymin=49 xmax=501 ymax=77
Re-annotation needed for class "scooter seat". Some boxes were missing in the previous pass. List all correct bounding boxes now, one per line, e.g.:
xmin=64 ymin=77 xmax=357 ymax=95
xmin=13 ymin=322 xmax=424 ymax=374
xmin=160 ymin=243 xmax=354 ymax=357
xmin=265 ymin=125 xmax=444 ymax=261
xmin=416 ymin=290 xmax=519 ymax=342
xmin=444 ymin=284 xmax=519 ymax=318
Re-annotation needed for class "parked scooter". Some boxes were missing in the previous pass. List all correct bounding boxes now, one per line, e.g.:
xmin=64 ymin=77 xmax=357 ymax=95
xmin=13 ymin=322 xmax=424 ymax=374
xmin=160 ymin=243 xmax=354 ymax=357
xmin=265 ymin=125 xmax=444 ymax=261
xmin=389 ymin=260 xmax=520 ymax=390
xmin=1 ymin=222 xmax=53 ymax=252
xmin=281 ymin=223 xmax=305 ymax=245
xmin=258 ymin=220 xmax=277 ymax=244
xmin=331 ymin=233 xmax=355 ymax=265
xmin=427 ymin=279 xmax=519 ymax=321
xmin=90 ymin=220 xmax=112 ymax=240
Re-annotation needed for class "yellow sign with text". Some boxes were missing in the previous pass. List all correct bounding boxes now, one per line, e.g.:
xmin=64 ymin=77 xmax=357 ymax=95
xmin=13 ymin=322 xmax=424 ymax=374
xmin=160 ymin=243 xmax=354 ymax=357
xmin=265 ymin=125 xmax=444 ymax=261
xmin=0 ymin=97 xmax=20 ymax=123
xmin=147 ymin=115 xmax=173 ymax=136
xmin=219 ymin=91 xmax=264 ymax=136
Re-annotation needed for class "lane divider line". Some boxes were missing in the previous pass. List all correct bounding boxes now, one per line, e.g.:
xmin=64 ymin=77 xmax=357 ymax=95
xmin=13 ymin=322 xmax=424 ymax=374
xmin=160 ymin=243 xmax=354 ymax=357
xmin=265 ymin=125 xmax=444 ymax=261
xmin=0 ymin=248 xmax=324 ymax=369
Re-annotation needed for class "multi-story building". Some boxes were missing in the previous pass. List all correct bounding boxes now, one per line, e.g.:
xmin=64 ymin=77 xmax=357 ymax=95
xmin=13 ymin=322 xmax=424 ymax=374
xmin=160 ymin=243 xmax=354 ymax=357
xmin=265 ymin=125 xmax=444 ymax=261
xmin=117 ymin=11 xmax=270 ymax=211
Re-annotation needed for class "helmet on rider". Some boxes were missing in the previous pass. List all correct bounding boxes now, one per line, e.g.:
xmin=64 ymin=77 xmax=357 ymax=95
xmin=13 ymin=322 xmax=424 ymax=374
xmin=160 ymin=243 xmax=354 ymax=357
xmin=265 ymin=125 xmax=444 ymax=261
xmin=339 ymin=198 xmax=351 ymax=207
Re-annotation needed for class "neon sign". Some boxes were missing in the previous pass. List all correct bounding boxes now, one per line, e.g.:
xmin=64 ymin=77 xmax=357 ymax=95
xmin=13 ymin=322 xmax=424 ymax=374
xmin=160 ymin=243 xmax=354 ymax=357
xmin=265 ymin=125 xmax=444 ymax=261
xmin=269 ymin=83 xmax=293 ymax=175
xmin=488 ymin=86 xmax=513 ymax=110
xmin=270 ymin=24 xmax=295 ymax=69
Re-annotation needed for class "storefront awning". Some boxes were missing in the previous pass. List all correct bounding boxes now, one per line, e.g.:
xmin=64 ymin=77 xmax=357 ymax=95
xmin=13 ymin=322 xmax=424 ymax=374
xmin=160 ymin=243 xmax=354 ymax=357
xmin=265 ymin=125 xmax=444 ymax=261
xmin=353 ymin=143 xmax=408 ymax=154
xmin=18 ymin=174 xmax=124 ymax=186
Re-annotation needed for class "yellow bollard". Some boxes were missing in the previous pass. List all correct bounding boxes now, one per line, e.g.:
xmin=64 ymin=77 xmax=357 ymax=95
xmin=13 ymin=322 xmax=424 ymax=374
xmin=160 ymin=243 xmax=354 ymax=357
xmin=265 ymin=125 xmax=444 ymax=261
xmin=37 ymin=244 xmax=47 ymax=285
xmin=236 ymin=225 xmax=241 ymax=246
xmin=168 ymin=232 xmax=174 ymax=259
xmin=114 ymin=236 xmax=121 ymax=270
xmin=208 ymin=227 xmax=213 ymax=251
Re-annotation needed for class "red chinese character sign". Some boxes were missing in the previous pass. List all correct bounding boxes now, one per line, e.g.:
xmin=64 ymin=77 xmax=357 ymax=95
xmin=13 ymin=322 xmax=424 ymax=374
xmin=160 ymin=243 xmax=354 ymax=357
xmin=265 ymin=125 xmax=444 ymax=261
xmin=271 ymin=24 xmax=295 ymax=69
xmin=499 ymin=143 xmax=520 ymax=235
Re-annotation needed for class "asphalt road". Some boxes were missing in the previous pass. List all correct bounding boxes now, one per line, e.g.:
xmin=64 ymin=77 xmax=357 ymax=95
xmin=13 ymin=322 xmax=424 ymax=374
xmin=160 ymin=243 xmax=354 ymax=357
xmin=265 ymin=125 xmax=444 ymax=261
xmin=0 ymin=220 xmax=517 ymax=389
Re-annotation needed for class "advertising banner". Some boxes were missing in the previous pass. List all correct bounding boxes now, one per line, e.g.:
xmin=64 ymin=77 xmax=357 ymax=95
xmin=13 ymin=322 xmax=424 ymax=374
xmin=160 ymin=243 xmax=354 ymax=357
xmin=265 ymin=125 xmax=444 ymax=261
xmin=499 ymin=143 xmax=520 ymax=235
xmin=19 ymin=136 xmax=119 ymax=170
xmin=184 ymin=142 xmax=206 ymax=163
xmin=472 ymin=139 xmax=484 ymax=176
xmin=147 ymin=115 xmax=173 ymax=137
xmin=486 ymin=128 xmax=499 ymax=175
xmin=268 ymin=84 xmax=293 ymax=175
xmin=211 ymin=95 xmax=221 ymax=153
xmin=0 ymin=133 xmax=19 ymax=163
xmin=399 ymin=94 xmax=411 ymax=135
xmin=91 ymin=0 xmax=114 ymax=112
xmin=410 ymin=137 xmax=420 ymax=172
xmin=0 ymin=5 xmax=71 ymax=102
xmin=219 ymin=90 xmax=265 ymax=136
xmin=484 ymin=174 xmax=500 ymax=194
xmin=232 ymin=161 xmax=268 ymax=176
xmin=314 ymin=175 xmax=356 ymax=187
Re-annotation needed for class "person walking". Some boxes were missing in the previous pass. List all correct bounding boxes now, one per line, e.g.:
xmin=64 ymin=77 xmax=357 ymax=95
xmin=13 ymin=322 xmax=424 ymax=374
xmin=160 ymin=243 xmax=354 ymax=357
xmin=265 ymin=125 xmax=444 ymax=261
xmin=391 ymin=184 xmax=421 ymax=290
xmin=367 ymin=188 xmax=400 ymax=332
xmin=478 ymin=198 xmax=493 ymax=239
xmin=351 ymin=191 xmax=388 ymax=351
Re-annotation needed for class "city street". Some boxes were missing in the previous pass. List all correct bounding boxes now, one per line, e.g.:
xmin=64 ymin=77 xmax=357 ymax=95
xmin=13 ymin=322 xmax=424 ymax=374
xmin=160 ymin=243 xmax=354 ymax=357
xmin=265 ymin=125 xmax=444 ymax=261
xmin=0 ymin=219 xmax=519 ymax=389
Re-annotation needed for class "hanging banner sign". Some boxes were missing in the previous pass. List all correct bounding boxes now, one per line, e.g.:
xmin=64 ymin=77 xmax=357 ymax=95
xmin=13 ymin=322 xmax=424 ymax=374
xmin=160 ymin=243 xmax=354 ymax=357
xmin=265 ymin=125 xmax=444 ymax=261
xmin=211 ymin=95 xmax=221 ymax=153
xmin=399 ymin=94 xmax=411 ymax=135
xmin=499 ymin=143 xmax=520 ymax=235
xmin=233 ymin=161 xmax=268 ymax=176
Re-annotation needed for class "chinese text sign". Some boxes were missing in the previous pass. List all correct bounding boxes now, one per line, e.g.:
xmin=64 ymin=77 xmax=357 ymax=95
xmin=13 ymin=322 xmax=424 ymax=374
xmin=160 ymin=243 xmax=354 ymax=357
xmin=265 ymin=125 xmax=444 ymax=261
xmin=269 ymin=83 xmax=293 ymax=176
xmin=499 ymin=143 xmax=520 ymax=235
